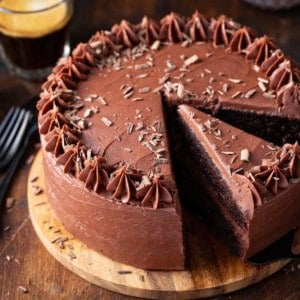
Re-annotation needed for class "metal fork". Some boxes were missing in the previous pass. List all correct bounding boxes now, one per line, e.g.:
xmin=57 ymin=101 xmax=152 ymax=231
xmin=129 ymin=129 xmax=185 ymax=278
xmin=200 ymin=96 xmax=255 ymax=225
xmin=0 ymin=107 xmax=33 ymax=170
xmin=0 ymin=107 xmax=38 ymax=207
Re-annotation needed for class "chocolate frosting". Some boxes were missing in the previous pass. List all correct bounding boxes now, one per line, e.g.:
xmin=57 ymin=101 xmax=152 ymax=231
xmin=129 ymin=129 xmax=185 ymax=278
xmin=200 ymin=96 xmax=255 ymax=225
xmin=137 ymin=16 xmax=160 ymax=45
xmin=88 ymin=30 xmax=118 ymax=57
xmin=185 ymin=10 xmax=211 ymax=42
xmin=212 ymin=15 xmax=240 ymax=47
xmin=160 ymin=12 xmax=185 ymax=43
xmin=138 ymin=175 xmax=173 ymax=209
xmin=79 ymin=156 xmax=109 ymax=193
xmin=106 ymin=165 xmax=137 ymax=203
xmin=37 ymin=11 xmax=300 ymax=209
xmin=37 ymin=11 xmax=300 ymax=269
xmin=111 ymin=20 xmax=140 ymax=48
xmin=246 ymin=35 xmax=277 ymax=66
xmin=261 ymin=49 xmax=285 ymax=76
xmin=228 ymin=27 xmax=255 ymax=53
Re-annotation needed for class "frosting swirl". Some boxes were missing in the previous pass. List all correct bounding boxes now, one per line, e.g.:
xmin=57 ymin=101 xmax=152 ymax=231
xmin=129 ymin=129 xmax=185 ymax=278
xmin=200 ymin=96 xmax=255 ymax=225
xmin=276 ymin=142 xmax=300 ymax=178
xmin=137 ymin=16 xmax=160 ymax=45
xmin=228 ymin=26 xmax=255 ymax=53
xmin=185 ymin=10 xmax=211 ymax=42
xmin=254 ymin=165 xmax=289 ymax=195
xmin=261 ymin=49 xmax=285 ymax=77
xmin=212 ymin=15 xmax=240 ymax=47
xmin=138 ymin=175 xmax=173 ymax=209
xmin=45 ymin=57 xmax=77 ymax=90
xmin=89 ymin=30 xmax=118 ymax=57
xmin=111 ymin=20 xmax=140 ymax=48
xmin=44 ymin=124 xmax=80 ymax=157
xmin=246 ymin=142 xmax=300 ymax=197
xmin=246 ymin=35 xmax=277 ymax=66
xmin=276 ymin=83 xmax=300 ymax=115
xmin=270 ymin=59 xmax=300 ymax=91
xmin=106 ymin=165 xmax=139 ymax=203
xmin=79 ymin=156 xmax=109 ymax=193
xmin=160 ymin=12 xmax=185 ymax=43
xmin=71 ymin=43 xmax=96 ymax=80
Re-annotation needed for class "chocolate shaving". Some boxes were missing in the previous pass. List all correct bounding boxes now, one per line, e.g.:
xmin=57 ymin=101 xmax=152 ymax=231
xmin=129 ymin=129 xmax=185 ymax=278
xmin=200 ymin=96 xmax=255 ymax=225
xmin=17 ymin=286 xmax=28 ymax=293
xmin=240 ymin=148 xmax=250 ymax=162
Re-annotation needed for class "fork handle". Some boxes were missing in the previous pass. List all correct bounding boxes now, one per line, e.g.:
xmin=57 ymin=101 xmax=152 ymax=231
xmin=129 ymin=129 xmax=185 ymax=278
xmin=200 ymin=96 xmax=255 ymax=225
xmin=0 ymin=123 xmax=38 ymax=208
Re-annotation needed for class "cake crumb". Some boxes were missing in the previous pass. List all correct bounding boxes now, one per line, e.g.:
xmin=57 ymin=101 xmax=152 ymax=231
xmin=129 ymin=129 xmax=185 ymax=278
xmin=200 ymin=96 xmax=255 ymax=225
xmin=26 ymin=155 xmax=35 ymax=165
xmin=6 ymin=197 xmax=15 ymax=209
xmin=3 ymin=226 xmax=10 ymax=232
xmin=118 ymin=270 xmax=132 ymax=275
xmin=67 ymin=251 xmax=77 ymax=260
xmin=34 ymin=201 xmax=46 ymax=206
xmin=32 ymin=185 xmax=43 ymax=195
xmin=30 ymin=176 xmax=38 ymax=183
xmin=6 ymin=255 xmax=11 ymax=261
xmin=17 ymin=286 xmax=28 ymax=293
xmin=139 ymin=275 xmax=145 ymax=282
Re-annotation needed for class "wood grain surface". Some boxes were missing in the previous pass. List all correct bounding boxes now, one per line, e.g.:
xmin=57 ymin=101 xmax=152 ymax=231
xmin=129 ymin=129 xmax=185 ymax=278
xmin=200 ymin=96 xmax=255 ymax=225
xmin=1 ymin=1 xmax=300 ymax=299
xmin=27 ymin=151 xmax=291 ymax=299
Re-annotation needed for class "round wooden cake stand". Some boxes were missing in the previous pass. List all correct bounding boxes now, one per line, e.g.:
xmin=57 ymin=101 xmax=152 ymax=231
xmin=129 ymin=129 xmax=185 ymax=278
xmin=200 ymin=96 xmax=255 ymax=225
xmin=28 ymin=150 xmax=290 ymax=299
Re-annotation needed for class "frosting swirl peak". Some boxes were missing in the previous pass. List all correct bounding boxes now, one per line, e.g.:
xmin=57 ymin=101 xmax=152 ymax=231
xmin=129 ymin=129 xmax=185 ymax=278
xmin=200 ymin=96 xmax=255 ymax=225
xmin=111 ymin=20 xmax=140 ymax=48
xmin=185 ymin=10 xmax=211 ymax=42
xmin=160 ymin=12 xmax=185 ymax=43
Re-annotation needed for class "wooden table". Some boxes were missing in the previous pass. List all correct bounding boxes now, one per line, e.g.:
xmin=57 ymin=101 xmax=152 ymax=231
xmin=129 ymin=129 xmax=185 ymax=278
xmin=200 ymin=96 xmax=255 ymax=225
xmin=1 ymin=0 xmax=300 ymax=298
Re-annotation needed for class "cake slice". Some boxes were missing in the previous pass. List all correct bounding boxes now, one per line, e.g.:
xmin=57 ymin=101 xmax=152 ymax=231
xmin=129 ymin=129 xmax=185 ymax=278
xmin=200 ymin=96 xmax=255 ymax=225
xmin=176 ymin=104 xmax=300 ymax=258
xmin=37 ymin=11 xmax=300 ymax=270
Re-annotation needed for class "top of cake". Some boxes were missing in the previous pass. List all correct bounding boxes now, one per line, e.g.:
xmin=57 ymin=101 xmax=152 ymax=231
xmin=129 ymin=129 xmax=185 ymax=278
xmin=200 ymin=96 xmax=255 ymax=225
xmin=37 ymin=11 xmax=300 ymax=211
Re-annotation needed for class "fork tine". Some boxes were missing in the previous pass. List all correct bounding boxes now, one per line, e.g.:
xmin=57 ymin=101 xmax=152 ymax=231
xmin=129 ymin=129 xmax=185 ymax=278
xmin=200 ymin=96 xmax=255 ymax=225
xmin=0 ymin=107 xmax=25 ymax=158
xmin=0 ymin=107 xmax=22 ymax=150
xmin=0 ymin=108 xmax=34 ymax=170
xmin=0 ymin=107 xmax=16 ymax=137
xmin=0 ymin=107 xmax=18 ymax=138
xmin=3 ymin=110 xmax=33 ymax=162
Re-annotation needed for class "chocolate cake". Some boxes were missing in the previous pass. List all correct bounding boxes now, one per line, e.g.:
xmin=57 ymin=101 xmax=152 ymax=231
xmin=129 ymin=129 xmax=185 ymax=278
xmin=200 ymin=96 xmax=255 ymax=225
xmin=37 ymin=11 xmax=300 ymax=270
xmin=176 ymin=105 xmax=300 ymax=258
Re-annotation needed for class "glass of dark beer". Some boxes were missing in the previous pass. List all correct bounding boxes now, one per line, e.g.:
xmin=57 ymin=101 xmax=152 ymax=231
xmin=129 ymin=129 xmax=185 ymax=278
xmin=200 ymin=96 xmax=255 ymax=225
xmin=0 ymin=0 xmax=73 ymax=81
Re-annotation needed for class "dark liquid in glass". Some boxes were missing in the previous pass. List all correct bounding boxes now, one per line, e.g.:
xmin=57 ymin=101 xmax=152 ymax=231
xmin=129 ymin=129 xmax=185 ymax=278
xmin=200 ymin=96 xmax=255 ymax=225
xmin=0 ymin=22 xmax=70 ymax=70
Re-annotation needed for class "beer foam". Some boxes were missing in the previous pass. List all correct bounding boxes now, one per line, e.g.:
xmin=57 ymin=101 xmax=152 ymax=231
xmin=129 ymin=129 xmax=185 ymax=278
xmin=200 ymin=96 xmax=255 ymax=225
xmin=0 ymin=0 xmax=72 ymax=38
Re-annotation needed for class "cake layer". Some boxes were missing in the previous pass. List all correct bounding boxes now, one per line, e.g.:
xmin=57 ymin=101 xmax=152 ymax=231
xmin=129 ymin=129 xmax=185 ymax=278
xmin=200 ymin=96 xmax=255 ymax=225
xmin=177 ymin=104 xmax=300 ymax=258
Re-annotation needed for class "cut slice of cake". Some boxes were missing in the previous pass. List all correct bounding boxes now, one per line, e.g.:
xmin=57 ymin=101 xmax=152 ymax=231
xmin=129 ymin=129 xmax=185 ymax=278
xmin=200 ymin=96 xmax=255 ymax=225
xmin=176 ymin=104 xmax=300 ymax=258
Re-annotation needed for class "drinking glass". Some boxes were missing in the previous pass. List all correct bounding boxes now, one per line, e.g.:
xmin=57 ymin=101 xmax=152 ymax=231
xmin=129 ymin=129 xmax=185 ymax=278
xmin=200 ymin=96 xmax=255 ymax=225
xmin=0 ymin=0 xmax=73 ymax=81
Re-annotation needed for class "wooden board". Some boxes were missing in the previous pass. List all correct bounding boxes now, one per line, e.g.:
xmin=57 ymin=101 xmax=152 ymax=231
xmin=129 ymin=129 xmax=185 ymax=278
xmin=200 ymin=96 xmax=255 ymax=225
xmin=27 ymin=150 xmax=290 ymax=299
